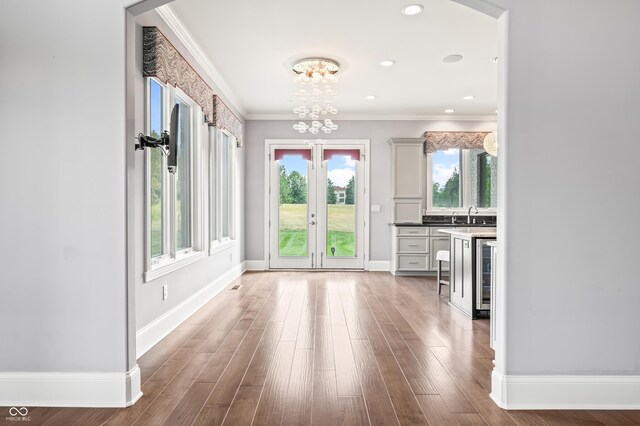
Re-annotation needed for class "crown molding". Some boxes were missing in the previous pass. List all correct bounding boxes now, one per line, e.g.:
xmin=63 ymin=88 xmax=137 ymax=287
xmin=244 ymin=113 xmax=497 ymax=122
xmin=155 ymin=5 xmax=246 ymax=118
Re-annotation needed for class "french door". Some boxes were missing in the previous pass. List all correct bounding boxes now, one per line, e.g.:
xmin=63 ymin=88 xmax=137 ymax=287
xmin=268 ymin=141 xmax=366 ymax=269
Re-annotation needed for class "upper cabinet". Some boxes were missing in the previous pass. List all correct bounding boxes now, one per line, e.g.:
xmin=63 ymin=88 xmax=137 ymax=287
xmin=389 ymin=138 xmax=425 ymax=224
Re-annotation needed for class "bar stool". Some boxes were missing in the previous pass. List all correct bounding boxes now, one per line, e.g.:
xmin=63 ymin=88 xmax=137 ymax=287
xmin=436 ymin=250 xmax=450 ymax=295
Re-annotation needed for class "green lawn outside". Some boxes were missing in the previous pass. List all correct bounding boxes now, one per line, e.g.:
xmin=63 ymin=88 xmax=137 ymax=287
xmin=151 ymin=203 xmax=355 ymax=258
xmin=151 ymin=202 xmax=162 ymax=257
xmin=279 ymin=204 xmax=355 ymax=257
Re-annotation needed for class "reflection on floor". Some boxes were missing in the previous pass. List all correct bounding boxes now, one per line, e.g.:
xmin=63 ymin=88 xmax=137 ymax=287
xmin=13 ymin=272 xmax=640 ymax=425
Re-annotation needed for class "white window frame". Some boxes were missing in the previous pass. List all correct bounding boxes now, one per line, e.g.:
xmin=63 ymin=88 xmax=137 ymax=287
xmin=145 ymin=78 xmax=171 ymax=266
xmin=209 ymin=127 xmax=237 ymax=255
xmin=144 ymin=78 xmax=205 ymax=282
xmin=426 ymin=149 xmax=497 ymax=214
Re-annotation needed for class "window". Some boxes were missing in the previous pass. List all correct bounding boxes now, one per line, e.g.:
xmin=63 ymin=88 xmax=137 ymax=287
xmin=431 ymin=148 xmax=462 ymax=208
xmin=149 ymin=79 xmax=167 ymax=260
xmin=221 ymin=132 xmax=231 ymax=239
xmin=427 ymin=148 xmax=497 ymax=211
xmin=472 ymin=149 xmax=497 ymax=209
xmin=209 ymin=129 xmax=217 ymax=245
xmin=146 ymin=78 xmax=202 ymax=278
xmin=209 ymin=128 xmax=236 ymax=249
xmin=175 ymin=96 xmax=192 ymax=252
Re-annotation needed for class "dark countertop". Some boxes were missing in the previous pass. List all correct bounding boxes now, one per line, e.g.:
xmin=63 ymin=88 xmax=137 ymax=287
xmin=394 ymin=222 xmax=496 ymax=227
xmin=393 ymin=214 xmax=497 ymax=227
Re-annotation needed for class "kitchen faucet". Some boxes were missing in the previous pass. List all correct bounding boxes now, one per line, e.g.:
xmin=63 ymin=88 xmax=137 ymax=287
xmin=451 ymin=211 xmax=459 ymax=224
xmin=467 ymin=205 xmax=478 ymax=224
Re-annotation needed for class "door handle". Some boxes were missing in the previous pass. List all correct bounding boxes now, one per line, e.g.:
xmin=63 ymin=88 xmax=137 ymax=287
xmin=310 ymin=221 xmax=316 ymax=225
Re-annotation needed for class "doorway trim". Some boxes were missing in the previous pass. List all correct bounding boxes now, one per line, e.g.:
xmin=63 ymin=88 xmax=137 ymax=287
xmin=264 ymin=139 xmax=370 ymax=271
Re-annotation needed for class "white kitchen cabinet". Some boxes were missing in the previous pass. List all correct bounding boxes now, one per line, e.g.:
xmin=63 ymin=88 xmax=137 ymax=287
xmin=391 ymin=226 xmax=429 ymax=273
xmin=394 ymin=201 xmax=423 ymax=224
xmin=389 ymin=138 xmax=425 ymax=224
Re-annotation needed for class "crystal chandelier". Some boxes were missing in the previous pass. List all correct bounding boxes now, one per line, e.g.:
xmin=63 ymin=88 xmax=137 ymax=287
xmin=291 ymin=58 xmax=339 ymax=135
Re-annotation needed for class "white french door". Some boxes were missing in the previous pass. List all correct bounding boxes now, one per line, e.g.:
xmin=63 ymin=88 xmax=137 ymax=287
xmin=268 ymin=141 xmax=367 ymax=269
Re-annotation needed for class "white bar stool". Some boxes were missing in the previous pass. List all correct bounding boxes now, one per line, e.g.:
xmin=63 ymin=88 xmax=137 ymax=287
xmin=436 ymin=250 xmax=450 ymax=295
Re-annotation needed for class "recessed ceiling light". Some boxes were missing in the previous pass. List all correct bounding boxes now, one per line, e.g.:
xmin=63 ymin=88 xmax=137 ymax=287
xmin=402 ymin=4 xmax=424 ymax=16
xmin=443 ymin=54 xmax=463 ymax=63
xmin=379 ymin=60 xmax=395 ymax=67
xmin=445 ymin=109 xmax=455 ymax=113
xmin=463 ymin=95 xmax=475 ymax=100
xmin=365 ymin=95 xmax=377 ymax=100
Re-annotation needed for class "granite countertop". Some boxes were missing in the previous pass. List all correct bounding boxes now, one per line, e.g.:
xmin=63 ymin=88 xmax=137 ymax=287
xmin=393 ymin=222 xmax=495 ymax=227
xmin=437 ymin=227 xmax=497 ymax=238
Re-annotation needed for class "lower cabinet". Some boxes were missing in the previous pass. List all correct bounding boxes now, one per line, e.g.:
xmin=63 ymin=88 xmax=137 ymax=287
xmin=450 ymin=235 xmax=473 ymax=317
xmin=392 ymin=226 xmax=453 ymax=275
xmin=397 ymin=254 xmax=429 ymax=271
xmin=392 ymin=226 xmax=430 ymax=273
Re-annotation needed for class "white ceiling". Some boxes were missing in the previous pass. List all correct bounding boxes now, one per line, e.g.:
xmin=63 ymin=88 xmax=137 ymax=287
xmin=167 ymin=0 xmax=498 ymax=119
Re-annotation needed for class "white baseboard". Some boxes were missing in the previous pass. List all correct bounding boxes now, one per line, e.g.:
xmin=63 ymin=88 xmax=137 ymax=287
xmin=243 ymin=260 xmax=267 ymax=271
xmin=491 ymin=371 xmax=640 ymax=409
xmin=244 ymin=259 xmax=389 ymax=272
xmin=0 ymin=366 xmax=142 ymax=408
xmin=136 ymin=263 xmax=244 ymax=358
xmin=368 ymin=260 xmax=391 ymax=272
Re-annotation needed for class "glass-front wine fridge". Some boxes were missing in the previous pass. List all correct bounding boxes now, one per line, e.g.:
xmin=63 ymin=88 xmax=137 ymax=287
xmin=475 ymin=239 xmax=493 ymax=311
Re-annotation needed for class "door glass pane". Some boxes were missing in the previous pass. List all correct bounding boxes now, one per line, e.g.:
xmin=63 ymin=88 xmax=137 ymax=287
xmin=278 ymin=154 xmax=308 ymax=257
xmin=432 ymin=148 xmax=462 ymax=208
xmin=175 ymin=98 xmax=191 ymax=251
xmin=149 ymin=80 xmax=164 ymax=258
xmin=326 ymin=152 xmax=356 ymax=257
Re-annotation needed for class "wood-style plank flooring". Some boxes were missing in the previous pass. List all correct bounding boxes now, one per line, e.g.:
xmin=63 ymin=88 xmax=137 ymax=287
xmin=2 ymin=272 xmax=639 ymax=425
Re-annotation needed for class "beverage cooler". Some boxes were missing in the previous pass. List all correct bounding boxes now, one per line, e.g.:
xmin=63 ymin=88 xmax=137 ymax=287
xmin=475 ymin=239 xmax=493 ymax=311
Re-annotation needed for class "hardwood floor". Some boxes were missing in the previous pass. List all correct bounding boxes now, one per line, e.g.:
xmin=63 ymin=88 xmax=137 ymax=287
xmin=2 ymin=271 xmax=639 ymax=425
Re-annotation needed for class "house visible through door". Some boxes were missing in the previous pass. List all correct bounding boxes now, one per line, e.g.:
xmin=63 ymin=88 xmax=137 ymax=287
xmin=267 ymin=141 xmax=368 ymax=269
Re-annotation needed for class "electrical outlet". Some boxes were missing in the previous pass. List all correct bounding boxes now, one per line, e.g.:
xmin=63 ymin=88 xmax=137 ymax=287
xmin=371 ymin=205 xmax=381 ymax=213
xmin=163 ymin=285 xmax=168 ymax=300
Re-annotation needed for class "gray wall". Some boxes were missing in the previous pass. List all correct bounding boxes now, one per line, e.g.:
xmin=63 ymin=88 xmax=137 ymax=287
xmin=133 ymin=10 xmax=245 ymax=330
xmin=500 ymin=0 xmax=640 ymax=376
xmin=0 ymin=0 xmax=131 ymax=373
xmin=245 ymin=120 xmax=496 ymax=262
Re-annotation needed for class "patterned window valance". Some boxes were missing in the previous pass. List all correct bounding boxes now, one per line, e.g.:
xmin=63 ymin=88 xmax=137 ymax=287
xmin=423 ymin=131 xmax=490 ymax=153
xmin=143 ymin=26 xmax=243 ymax=145
xmin=213 ymin=95 xmax=243 ymax=145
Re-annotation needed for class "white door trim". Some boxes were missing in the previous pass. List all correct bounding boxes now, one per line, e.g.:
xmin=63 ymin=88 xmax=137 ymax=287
xmin=264 ymin=139 xmax=370 ymax=270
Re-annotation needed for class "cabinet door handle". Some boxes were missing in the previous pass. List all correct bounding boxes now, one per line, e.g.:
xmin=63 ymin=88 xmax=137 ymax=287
xmin=408 ymin=244 xmax=420 ymax=247
xmin=408 ymin=261 xmax=419 ymax=265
